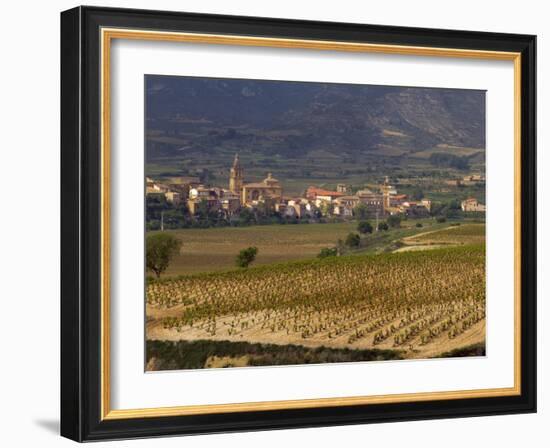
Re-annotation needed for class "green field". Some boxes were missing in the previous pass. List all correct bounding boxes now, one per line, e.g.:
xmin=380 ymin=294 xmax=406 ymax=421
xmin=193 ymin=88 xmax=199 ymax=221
xmin=406 ymin=223 xmax=486 ymax=245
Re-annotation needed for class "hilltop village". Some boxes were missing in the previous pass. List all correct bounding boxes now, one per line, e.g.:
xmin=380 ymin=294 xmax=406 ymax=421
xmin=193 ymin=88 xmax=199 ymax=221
xmin=146 ymin=153 xmax=485 ymax=229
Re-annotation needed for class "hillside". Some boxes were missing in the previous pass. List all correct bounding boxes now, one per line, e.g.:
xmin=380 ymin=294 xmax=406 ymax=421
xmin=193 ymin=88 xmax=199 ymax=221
xmin=145 ymin=75 xmax=486 ymax=162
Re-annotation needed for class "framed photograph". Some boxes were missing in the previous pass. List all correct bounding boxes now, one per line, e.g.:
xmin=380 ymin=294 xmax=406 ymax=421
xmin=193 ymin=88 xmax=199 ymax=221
xmin=61 ymin=6 xmax=536 ymax=441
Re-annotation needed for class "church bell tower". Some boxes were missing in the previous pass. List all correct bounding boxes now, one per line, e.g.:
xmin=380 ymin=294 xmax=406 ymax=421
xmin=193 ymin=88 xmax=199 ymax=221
xmin=381 ymin=175 xmax=391 ymax=211
xmin=229 ymin=153 xmax=243 ymax=195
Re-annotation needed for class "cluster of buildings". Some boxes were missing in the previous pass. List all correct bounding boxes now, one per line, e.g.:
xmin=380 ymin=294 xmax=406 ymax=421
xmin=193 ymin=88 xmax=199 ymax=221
xmin=445 ymin=173 xmax=486 ymax=187
xmin=303 ymin=180 xmax=432 ymax=219
xmin=460 ymin=197 xmax=486 ymax=212
xmin=146 ymin=153 xmax=487 ymax=221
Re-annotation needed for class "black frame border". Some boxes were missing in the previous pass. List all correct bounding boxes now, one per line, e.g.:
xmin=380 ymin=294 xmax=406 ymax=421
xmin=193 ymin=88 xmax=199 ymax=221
xmin=61 ymin=6 xmax=536 ymax=442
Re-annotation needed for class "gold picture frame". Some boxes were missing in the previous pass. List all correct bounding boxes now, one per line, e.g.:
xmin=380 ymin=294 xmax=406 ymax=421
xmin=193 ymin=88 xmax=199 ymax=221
xmin=61 ymin=6 xmax=536 ymax=441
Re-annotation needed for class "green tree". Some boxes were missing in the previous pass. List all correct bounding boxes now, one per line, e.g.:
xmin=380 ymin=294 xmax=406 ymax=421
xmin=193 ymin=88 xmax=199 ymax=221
xmin=320 ymin=202 xmax=334 ymax=216
xmin=357 ymin=220 xmax=373 ymax=234
xmin=429 ymin=152 xmax=470 ymax=170
xmin=378 ymin=222 xmax=389 ymax=231
xmin=387 ymin=214 xmax=402 ymax=228
xmin=237 ymin=208 xmax=256 ymax=226
xmin=318 ymin=247 xmax=338 ymax=259
xmin=353 ymin=203 xmax=369 ymax=220
xmin=236 ymin=246 xmax=258 ymax=268
xmin=345 ymin=232 xmax=361 ymax=248
xmin=429 ymin=201 xmax=445 ymax=217
xmin=146 ymin=233 xmax=182 ymax=278
xmin=411 ymin=188 xmax=424 ymax=201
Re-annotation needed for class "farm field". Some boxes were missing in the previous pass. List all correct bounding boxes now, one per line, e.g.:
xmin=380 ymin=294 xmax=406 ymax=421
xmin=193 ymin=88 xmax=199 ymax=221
xmin=397 ymin=223 xmax=485 ymax=252
xmin=147 ymin=219 xmax=470 ymax=276
xmin=146 ymin=244 xmax=486 ymax=370
xmin=150 ymin=222 xmax=357 ymax=275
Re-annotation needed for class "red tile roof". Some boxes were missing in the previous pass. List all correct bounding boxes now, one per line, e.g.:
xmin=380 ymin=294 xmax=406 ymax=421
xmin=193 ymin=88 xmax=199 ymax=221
xmin=306 ymin=186 xmax=344 ymax=198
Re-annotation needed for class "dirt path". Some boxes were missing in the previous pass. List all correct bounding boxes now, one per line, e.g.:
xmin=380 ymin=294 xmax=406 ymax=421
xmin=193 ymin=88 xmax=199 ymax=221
xmin=393 ymin=225 xmax=461 ymax=253
xmin=394 ymin=244 xmax=447 ymax=253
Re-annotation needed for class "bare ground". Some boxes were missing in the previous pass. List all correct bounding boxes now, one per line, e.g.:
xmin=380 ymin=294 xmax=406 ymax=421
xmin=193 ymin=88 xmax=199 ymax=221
xmin=146 ymin=305 xmax=485 ymax=360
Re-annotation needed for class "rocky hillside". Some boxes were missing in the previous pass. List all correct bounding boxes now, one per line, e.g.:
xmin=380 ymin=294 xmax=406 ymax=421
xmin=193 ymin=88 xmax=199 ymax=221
xmin=145 ymin=75 xmax=485 ymax=160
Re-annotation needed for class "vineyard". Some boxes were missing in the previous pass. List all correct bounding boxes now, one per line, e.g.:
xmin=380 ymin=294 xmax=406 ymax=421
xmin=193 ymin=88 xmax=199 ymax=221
xmin=146 ymin=243 xmax=486 ymax=367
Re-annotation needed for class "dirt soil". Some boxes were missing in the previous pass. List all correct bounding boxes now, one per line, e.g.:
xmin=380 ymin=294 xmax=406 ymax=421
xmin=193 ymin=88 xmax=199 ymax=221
xmin=146 ymin=306 xmax=485 ymax=360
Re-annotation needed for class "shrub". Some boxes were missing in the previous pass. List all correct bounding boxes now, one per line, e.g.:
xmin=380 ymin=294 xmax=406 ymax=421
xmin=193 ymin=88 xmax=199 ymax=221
xmin=387 ymin=214 xmax=402 ymax=228
xmin=357 ymin=220 xmax=373 ymax=234
xmin=318 ymin=247 xmax=338 ymax=259
xmin=235 ymin=246 xmax=258 ymax=268
xmin=345 ymin=232 xmax=361 ymax=248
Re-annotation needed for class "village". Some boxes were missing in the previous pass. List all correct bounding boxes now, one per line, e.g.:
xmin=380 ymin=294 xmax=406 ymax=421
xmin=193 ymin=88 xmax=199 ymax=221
xmin=146 ymin=153 xmax=486 ymax=227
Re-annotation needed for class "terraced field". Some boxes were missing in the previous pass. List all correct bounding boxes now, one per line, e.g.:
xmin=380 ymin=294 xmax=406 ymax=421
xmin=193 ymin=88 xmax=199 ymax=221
xmin=146 ymin=244 xmax=486 ymax=369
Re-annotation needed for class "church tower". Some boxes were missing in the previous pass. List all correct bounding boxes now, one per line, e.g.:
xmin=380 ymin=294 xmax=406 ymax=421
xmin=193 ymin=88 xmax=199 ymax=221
xmin=381 ymin=176 xmax=391 ymax=211
xmin=229 ymin=153 xmax=243 ymax=195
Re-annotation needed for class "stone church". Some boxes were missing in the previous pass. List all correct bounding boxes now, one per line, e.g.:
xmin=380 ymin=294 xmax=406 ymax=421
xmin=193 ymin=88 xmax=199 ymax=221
xmin=228 ymin=153 xmax=283 ymax=205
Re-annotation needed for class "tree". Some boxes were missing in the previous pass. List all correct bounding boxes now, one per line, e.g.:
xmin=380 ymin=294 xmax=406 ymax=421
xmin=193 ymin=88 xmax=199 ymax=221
xmin=387 ymin=214 xmax=402 ymax=228
xmin=345 ymin=232 xmax=361 ymax=248
xmin=357 ymin=220 xmax=373 ymax=234
xmin=353 ymin=203 xmax=369 ymax=220
xmin=236 ymin=208 xmax=256 ymax=226
xmin=198 ymin=168 xmax=212 ymax=184
xmin=378 ymin=222 xmax=389 ymax=231
xmin=236 ymin=246 xmax=258 ymax=268
xmin=146 ymin=233 xmax=182 ymax=278
xmin=318 ymin=247 xmax=338 ymax=259
xmin=411 ymin=188 xmax=424 ymax=201
xmin=429 ymin=201 xmax=445 ymax=217
xmin=429 ymin=152 xmax=470 ymax=171
xmin=319 ymin=202 xmax=334 ymax=216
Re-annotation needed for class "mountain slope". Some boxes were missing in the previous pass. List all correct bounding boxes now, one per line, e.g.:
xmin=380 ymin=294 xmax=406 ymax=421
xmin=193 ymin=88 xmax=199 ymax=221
xmin=145 ymin=75 xmax=485 ymax=160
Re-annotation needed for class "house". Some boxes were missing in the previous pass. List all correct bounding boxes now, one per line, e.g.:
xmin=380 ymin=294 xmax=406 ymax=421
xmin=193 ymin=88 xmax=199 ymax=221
xmin=165 ymin=191 xmax=181 ymax=205
xmin=187 ymin=197 xmax=220 ymax=215
xmin=399 ymin=201 xmax=430 ymax=217
xmin=335 ymin=195 xmax=360 ymax=208
xmin=356 ymin=189 xmax=384 ymax=217
xmin=286 ymin=200 xmax=308 ymax=218
xmin=420 ymin=199 xmax=432 ymax=212
xmin=189 ymin=186 xmax=217 ymax=200
xmin=390 ymin=194 xmax=408 ymax=207
xmin=306 ymin=186 xmax=344 ymax=201
xmin=461 ymin=198 xmax=486 ymax=212
xmin=221 ymin=197 xmax=241 ymax=215
xmin=333 ymin=203 xmax=354 ymax=218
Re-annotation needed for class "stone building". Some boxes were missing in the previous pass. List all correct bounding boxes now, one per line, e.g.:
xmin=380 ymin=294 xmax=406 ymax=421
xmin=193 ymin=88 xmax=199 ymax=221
xmin=461 ymin=197 xmax=486 ymax=212
xmin=241 ymin=172 xmax=283 ymax=204
xmin=228 ymin=153 xmax=244 ymax=195
xmin=356 ymin=188 xmax=384 ymax=217
xmin=227 ymin=153 xmax=283 ymax=205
